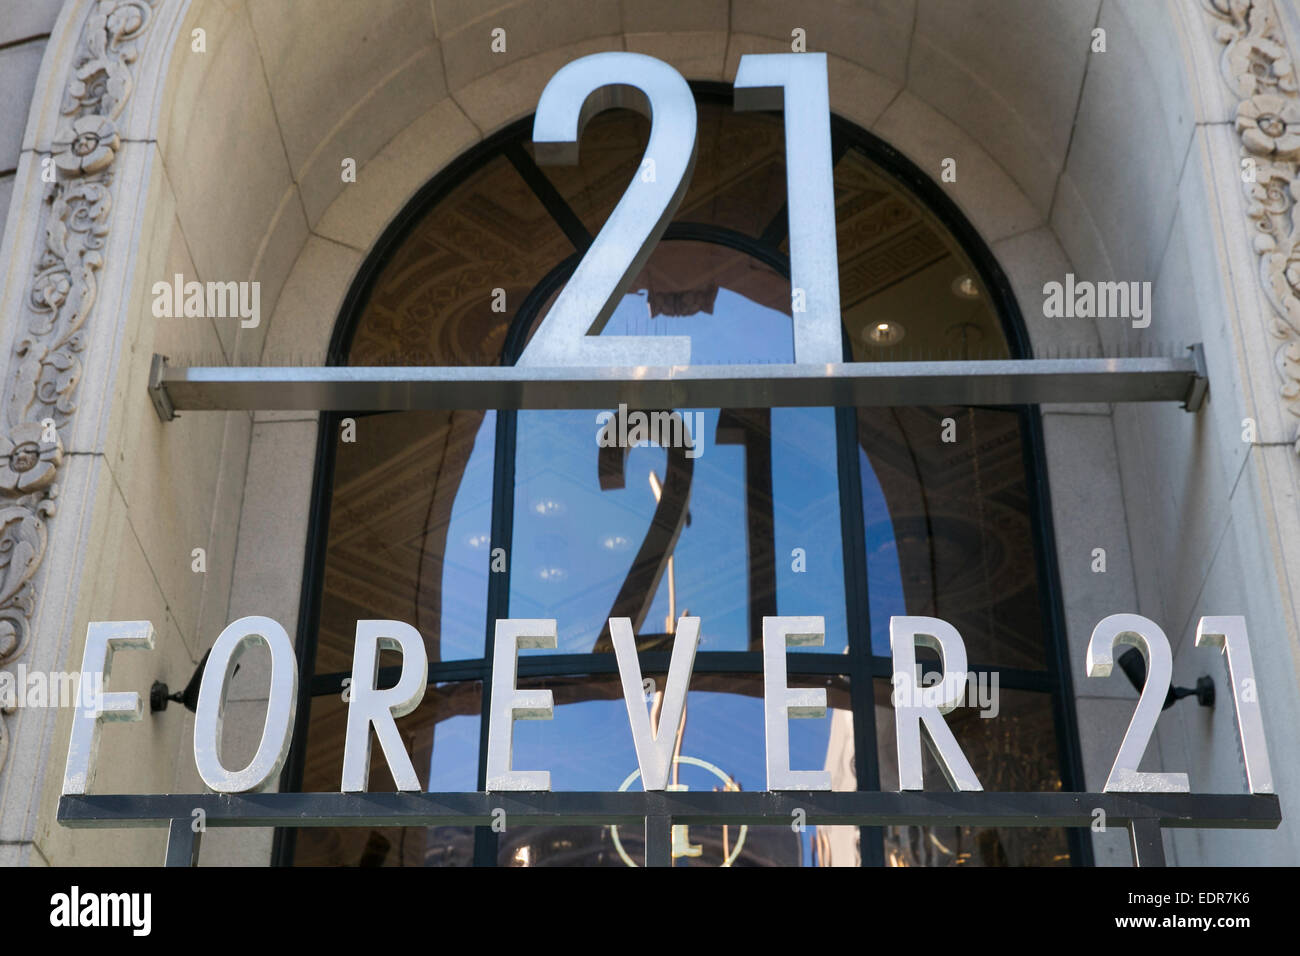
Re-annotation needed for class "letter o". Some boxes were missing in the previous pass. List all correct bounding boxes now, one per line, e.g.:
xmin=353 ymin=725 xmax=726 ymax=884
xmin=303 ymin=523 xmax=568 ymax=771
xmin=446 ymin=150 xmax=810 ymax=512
xmin=193 ymin=616 xmax=298 ymax=792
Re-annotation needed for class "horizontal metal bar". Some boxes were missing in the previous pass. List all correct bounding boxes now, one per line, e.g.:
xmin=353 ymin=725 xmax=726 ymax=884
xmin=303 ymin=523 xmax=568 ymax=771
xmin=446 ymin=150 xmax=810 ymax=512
xmin=59 ymin=790 xmax=1279 ymax=831
xmin=307 ymin=652 xmax=1054 ymax=696
xmin=148 ymin=347 xmax=1208 ymax=421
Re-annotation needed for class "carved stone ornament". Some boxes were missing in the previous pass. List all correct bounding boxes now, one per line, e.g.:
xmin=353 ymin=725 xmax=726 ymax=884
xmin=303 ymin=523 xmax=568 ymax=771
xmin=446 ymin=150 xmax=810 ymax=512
xmin=0 ymin=1 xmax=162 ymax=765
xmin=1203 ymin=0 xmax=1300 ymax=439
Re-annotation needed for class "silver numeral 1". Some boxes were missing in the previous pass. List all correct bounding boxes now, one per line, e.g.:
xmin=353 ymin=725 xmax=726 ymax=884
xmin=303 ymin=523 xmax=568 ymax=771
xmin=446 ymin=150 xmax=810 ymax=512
xmin=734 ymin=52 xmax=843 ymax=365
xmin=1195 ymin=616 xmax=1274 ymax=794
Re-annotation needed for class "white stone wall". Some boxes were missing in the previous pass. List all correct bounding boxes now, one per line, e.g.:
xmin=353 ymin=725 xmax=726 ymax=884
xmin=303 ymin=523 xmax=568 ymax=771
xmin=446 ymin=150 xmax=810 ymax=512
xmin=0 ymin=2 xmax=63 ymax=275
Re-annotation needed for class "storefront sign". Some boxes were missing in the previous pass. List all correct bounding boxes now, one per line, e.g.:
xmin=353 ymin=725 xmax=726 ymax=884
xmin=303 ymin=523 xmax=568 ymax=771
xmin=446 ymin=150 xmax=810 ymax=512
xmin=60 ymin=610 xmax=1272 ymax=800
xmin=55 ymin=52 xmax=1274 ymax=870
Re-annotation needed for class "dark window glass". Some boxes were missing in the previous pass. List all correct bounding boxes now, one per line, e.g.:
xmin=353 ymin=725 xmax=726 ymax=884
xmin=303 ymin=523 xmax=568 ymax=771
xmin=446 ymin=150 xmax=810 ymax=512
xmin=292 ymin=92 xmax=1079 ymax=867
xmin=874 ymin=680 xmax=1070 ymax=866
xmin=296 ymin=680 xmax=481 ymax=866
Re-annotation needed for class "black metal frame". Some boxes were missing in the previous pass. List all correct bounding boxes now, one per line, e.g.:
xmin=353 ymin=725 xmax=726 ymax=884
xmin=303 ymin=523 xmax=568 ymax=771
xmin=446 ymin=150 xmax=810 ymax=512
xmin=64 ymin=82 xmax=1230 ymax=868
xmin=65 ymin=791 xmax=1281 ymax=868
xmin=276 ymin=84 xmax=1096 ymax=868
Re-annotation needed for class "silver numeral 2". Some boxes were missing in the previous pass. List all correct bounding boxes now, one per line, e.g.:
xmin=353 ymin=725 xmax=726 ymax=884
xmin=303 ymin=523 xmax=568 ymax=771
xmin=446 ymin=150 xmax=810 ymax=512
xmin=1086 ymin=614 xmax=1190 ymax=793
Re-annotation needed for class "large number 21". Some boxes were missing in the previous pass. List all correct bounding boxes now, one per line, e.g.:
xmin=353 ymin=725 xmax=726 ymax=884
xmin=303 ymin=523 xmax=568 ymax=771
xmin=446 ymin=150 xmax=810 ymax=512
xmin=1087 ymin=613 xmax=1274 ymax=794
xmin=517 ymin=52 xmax=843 ymax=369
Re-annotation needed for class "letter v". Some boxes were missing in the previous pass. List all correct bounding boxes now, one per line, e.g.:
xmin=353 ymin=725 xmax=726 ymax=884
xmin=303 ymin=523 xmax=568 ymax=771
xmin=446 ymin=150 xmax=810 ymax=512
xmin=610 ymin=616 xmax=700 ymax=791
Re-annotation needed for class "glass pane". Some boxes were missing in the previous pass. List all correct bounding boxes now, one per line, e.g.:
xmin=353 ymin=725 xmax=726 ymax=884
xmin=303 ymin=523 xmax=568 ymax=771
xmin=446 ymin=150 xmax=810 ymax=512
xmin=510 ymin=405 xmax=847 ymax=653
xmin=294 ymin=681 xmax=481 ymax=867
xmin=492 ymin=672 xmax=854 ymax=866
xmin=858 ymin=406 xmax=1047 ymax=668
xmin=835 ymin=148 xmax=1008 ymax=362
xmin=316 ymin=409 xmax=495 ymax=669
xmin=873 ymin=680 xmax=1070 ymax=866
xmin=497 ymin=823 xmax=859 ymax=867
xmin=680 ymin=101 xmax=788 ymax=235
xmin=510 ymin=240 xmax=847 ymax=653
xmin=528 ymin=101 xmax=788 ymax=241
xmin=349 ymin=153 xmax=573 ymax=367
xmin=607 ymin=239 xmax=791 ymax=360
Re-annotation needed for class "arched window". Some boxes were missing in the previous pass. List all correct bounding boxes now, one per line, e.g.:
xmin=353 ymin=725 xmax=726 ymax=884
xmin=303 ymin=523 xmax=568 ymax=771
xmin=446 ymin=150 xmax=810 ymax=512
xmin=280 ymin=87 xmax=1086 ymax=867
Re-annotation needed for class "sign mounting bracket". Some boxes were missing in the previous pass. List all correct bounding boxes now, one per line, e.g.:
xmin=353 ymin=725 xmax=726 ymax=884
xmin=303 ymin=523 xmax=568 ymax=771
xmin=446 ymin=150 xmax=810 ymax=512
xmin=148 ymin=345 xmax=1209 ymax=422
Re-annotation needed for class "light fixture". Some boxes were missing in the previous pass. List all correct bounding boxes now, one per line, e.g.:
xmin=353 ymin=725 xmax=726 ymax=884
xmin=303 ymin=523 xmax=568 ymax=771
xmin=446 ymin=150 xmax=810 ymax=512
xmin=1117 ymin=648 xmax=1214 ymax=710
xmin=951 ymin=274 xmax=980 ymax=299
xmin=864 ymin=320 xmax=905 ymax=346
xmin=601 ymin=534 xmax=630 ymax=551
xmin=151 ymin=649 xmax=223 ymax=713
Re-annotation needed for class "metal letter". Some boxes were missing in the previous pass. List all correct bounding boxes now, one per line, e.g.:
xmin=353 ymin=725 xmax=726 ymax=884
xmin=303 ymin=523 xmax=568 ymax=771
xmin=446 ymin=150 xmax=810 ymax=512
xmin=517 ymin=52 xmax=696 ymax=368
xmin=763 ymin=616 xmax=831 ymax=790
xmin=734 ymin=53 xmax=842 ymax=365
xmin=890 ymin=616 xmax=982 ymax=791
xmin=611 ymin=616 xmax=700 ymax=790
xmin=341 ymin=620 xmax=428 ymax=792
xmin=485 ymin=619 xmax=556 ymax=791
xmin=1195 ymin=616 xmax=1273 ymax=794
xmin=193 ymin=616 xmax=298 ymax=793
xmin=1086 ymin=614 xmax=1190 ymax=793
xmin=62 ymin=621 xmax=155 ymax=795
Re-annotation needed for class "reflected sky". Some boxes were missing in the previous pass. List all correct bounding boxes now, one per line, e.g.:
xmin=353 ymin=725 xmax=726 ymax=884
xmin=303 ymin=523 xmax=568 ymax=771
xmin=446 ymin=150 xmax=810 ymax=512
xmin=428 ymin=275 xmax=907 ymax=867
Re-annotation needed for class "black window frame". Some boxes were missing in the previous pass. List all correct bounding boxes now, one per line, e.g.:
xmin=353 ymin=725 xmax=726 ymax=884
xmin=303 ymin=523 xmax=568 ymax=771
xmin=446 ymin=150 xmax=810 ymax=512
xmin=273 ymin=83 xmax=1091 ymax=868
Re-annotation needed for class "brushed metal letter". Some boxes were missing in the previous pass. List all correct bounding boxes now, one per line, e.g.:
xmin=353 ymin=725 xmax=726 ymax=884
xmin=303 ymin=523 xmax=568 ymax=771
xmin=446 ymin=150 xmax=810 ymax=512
xmin=890 ymin=616 xmax=982 ymax=791
xmin=734 ymin=53 xmax=842 ymax=365
xmin=763 ymin=616 xmax=831 ymax=790
xmin=611 ymin=615 xmax=700 ymax=790
xmin=341 ymin=620 xmax=428 ymax=792
xmin=1195 ymin=616 xmax=1273 ymax=794
xmin=62 ymin=621 xmax=155 ymax=795
xmin=518 ymin=52 xmax=696 ymax=368
xmin=485 ymin=619 xmax=556 ymax=791
xmin=193 ymin=616 xmax=298 ymax=793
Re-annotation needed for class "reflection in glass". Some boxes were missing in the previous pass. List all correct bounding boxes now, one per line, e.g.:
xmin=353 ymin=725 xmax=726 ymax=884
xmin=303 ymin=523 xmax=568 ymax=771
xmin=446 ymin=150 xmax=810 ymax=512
xmin=296 ymin=93 xmax=1079 ymax=867
xmin=511 ymin=405 xmax=847 ymax=654
xmin=873 ymin=680 xmax=1070 ymax=866
xmin=858 ymin=406 xmax=1047 ymax=668
xmin=296 ymin=681 xmax=482 ymax=866
xmin=497 ymin=673 xmax=855 ymax=866
xmin=511 ymin=239 xmax=847 ymax=654
xmin=834 ymin=149 xmax=1008 ymax=364
xmin=316 ymin=410 xmax=496 ymax=669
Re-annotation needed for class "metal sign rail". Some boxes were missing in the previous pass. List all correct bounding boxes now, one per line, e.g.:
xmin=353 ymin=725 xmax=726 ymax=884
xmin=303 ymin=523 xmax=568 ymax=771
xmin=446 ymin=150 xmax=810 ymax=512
xmin=147 ymin=346 xmax=1209 ymax=421
xmin=59 ymin=788 xmax=1280 ymax=868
